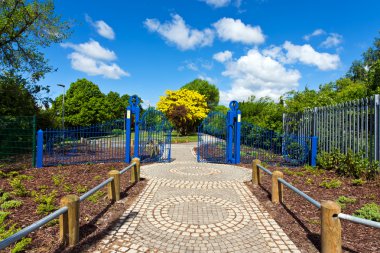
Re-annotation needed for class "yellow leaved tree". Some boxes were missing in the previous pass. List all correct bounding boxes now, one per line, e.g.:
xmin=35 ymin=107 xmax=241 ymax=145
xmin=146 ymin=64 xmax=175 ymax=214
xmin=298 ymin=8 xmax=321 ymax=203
xmin=157 ymin=89 xmax=209 ymax=135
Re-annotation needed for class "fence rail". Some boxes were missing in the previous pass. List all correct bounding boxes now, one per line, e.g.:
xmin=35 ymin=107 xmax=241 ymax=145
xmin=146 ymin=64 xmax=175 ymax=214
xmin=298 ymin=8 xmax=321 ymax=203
xmin=0 ymin=159 xmax=140 ymax=251
xmin=283 ymin=95 xmax=380 ymax=161
xmin=252 ymin=159 xmax=380 ymax=253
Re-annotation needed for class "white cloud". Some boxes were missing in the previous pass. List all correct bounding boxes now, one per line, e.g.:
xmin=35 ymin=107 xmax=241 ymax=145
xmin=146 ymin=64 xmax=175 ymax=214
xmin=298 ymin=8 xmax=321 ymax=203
xmin=85 ymin=15 xmax=115 ymax=40
xmin=321 ymin=33 xmax=343 ymax=48
xmin=61 ymin=40 xmax=116 ymax=61
xmin=68 ymin=52 xmax=129 ymax=79
xmin=283 ymin=41 xmax=340 ymax=70
xmin=303 ymin=29 xmax=325 ymax=41
xmin=144 ymin=14 xmax=214 ymax=50
xmin=61 ymin=40 xmax=128 ymax=79
xmin=198 ymin=75 xmax=217 ymax=84
xmin=213 ymin=50 xmax=233 ymax=63
xmin=213 ymin=18 xmax=265 ymax=45
xmin=187 ymin=62 xmax=199 ymax=71
xmin=201 ymin=0 xmax=230 ymax=8
xmin=220 ymin=49 xmax=300 ymax=104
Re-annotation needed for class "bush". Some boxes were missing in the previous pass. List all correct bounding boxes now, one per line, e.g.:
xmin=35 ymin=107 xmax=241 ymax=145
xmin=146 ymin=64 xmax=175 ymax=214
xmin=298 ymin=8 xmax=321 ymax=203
xmin=354 ymin=203 xmax=380 ymax=221
xmin=34 ymin=190 xmax=58 ymax=215
xmin=320 ymin=179 xmax=342 ymax=189
xmin=11 ymin=237 xmax=32 ymax=253
xmin=351 ymin=178 xmax=366 ymax=186
xmin=76 ymin=185 xmax=88 ymax=194
xmin=336 ymin=196 xmax=356 ymax=209
xmin=8 ymin=176 xmax=31 ymax=197
xmin=1 ymin=200 xmax=23 ymax=210
xmin=88 ymin=191 xmax=105 ymax=203
xmin=112 ymin=129 xmax=124 ymax=136
xmin=52 ymin=174 xmax=64 ymax=186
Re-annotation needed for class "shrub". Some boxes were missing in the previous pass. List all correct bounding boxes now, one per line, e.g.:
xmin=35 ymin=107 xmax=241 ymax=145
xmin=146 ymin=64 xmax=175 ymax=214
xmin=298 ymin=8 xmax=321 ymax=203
xmin=112 ymin=129 xmax=124 ymax=136
xmin=305 ymin=178 xmax=314 ymax=185
xmin=76 ymin=185 xmax=88 ymax=194
xmin=52 ymin=174 xmax=64 ymax=186
xmin=11 ymin=237 xmax=32 ymax=253
xmin=63 ymin=184 xmax=72 ymax=193
xmin=93 ymin=175 xmax=102 ymax=181
xmin=0 ymin=211 xmax=31 ymax=253
xmin=88 ymin=191 xmax=105 ymax=203
xmin=34 ymin=190 xmax=58 ymax=215
xmin=354 ymin=203 xmax=380 ymax=221
xmin=320 ymin=179 xmax=342 ymax=189
xmin=336 ymin=196 xmax=356 ymax=209
xmin=1 ymin=200 xmax=23 ymax=210
xmin=351 ymin=178 xmax=366 ymax=186
xmin=8 ymin=176 xmax=30 ymax=197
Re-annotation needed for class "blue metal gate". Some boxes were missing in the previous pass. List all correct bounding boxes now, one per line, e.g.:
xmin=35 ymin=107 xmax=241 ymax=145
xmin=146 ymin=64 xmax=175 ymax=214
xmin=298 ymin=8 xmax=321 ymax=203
xmin=138 ymin=108 xmax=172 ymax=163
xmin=43 ymin=119 xmax=126 ymax=166
xmin=198 ymin=101 xmax=241 ymax=164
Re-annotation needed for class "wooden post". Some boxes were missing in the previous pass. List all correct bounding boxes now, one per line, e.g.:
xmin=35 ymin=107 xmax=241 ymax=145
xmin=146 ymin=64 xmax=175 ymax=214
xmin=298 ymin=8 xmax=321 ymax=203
xmin=321 ymin=201 xmax=342 ymax=253
xmin=271 ymin=171 xmax=284 ymax=204
xmin=108 ymin=170 xmax=120 ymax=201
xmin=252 ymin=159 xmax=261 ymax=185
xmin=130 ymin=157 xmax=141 ymax=183
xmin=59 ymin=195 xmax=79 ymax=246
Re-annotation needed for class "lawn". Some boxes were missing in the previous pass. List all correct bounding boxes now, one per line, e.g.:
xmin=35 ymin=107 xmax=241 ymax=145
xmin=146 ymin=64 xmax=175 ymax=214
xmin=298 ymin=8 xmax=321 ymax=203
xmin=171 ymin=131 xmax=198 ymax=143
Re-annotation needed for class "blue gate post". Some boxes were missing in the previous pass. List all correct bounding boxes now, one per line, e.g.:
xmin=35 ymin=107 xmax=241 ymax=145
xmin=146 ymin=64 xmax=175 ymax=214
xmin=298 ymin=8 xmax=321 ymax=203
xmin=235 ymin=110 xmax=241 ymax=164
xmin=125 ymin=108 xmax=131 ymax=163
xmin=132 ymin=100 xmax=140 ymax=158
xmin=36 ymin=129 xmax=43 ymax=168
xmin=311 ymin=136 xmax=318 ymax=167
xmin=226 ymin=110 xmax=233 ymax=163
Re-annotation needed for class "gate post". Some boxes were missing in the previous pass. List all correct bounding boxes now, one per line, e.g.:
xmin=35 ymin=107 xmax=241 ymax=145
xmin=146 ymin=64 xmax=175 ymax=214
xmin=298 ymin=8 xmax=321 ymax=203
xmin=226 ymin=101 xmax=241 ymax=164
xmin=125 ymin=108 xmax=131 ymax=163
xmin=36 ymin=129 xmax=43 ymax=168
xmin=226 ymin=110 xmax=233 ymax=163
xmin=235 ymin=110 xmax=241 ymax=164
xmin=311 ymin=136 xmax=318 ymax=167
xmin=134 ymin=105 xmax=140 ymax=158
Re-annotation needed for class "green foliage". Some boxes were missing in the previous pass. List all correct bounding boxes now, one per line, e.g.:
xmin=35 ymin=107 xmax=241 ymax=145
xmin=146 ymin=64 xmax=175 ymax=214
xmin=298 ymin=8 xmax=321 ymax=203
xmin=76 ymin=185 xmax=88 ymax=194
xmin=87 ymin=191 xmax=105 ymax=204
xmin=336 ymin=196 xmax=356 ymax=209
xmin=112 ymin=129 xmax=124 ymax=136
xmin=11 ymin=237 xmax=32 ymax=253
xmin=34 ymin=190 xmax=58 ymax=215
xmin=181 ymin=79 xmax=220 ymax=110
xmin=93 ymin=175 xmax=102 ymax=181
xmin=319 ymin=179 xmax=342 ymax=189
xmin=0 ymin=0 xmax=70 ymax=82
xmin=305 ymin=178 xmax=314 ymax=185
xmin=283 ymin=168 xmax=304 ymax=177
xmin=354 ymin=203 xmax=380 ymax=222
xmin=8 ymin=176 xmax=31 ymax=197
xmin=304 ymin=165 xmax=325 ymax=176
xmin=317 ymin=149 xmax=380 ymax=179
xmin=63 ymin=184 xmax=72 ymax=193
xmin=351 ymin=178 xmax=366 ymax=186
xmin=52 ymin=174 xmax=64 ymax=186
xmin=1 ymin=200 xmax=23 ymax=210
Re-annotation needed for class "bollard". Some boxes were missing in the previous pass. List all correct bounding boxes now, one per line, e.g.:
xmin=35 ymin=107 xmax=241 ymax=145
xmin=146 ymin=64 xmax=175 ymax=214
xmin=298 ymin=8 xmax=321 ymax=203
xmin=271 ymin=171 xmax=284 ymax=204
xmin=108 ymin=170 xmax=120 ymax=201
xmin=321 ymin=201 xmax=342 ymax=253
xmin=130 ymin=157 xmax=141 ymax=183
xmin=252 ymin=159 xmax=261 ymax=185
xmin=59 ymin=195 xmax=79 ymax=246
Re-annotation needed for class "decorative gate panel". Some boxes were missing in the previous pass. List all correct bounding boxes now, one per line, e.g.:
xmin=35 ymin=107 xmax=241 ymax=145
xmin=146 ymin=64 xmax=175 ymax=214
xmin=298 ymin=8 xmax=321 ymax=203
xmin=138 ymin=108 xmax=172 ymax=163
xmin=43 ymin=119 xmax=126 ymax=166
xmin=197 ymin=112 xmax=227 ymax=163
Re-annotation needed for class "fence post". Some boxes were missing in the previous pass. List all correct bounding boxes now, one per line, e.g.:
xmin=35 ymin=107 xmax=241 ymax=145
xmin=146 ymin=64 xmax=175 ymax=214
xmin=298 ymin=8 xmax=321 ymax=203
xmin=107 ymin=170 xmax=120 ymax=201
xmin=130 ymin=157 xmax=141 ymax=183
xmin=36 ymin=129 xmax=43 ymax=168
xmin=235 ymin=110 xmax=241 ymax=164
xmin=59 ymin=195 xmax=79 ymax=246
xmin=252 ymin=159 xmax=261 ymax=185
xmin=311 ymin=136 xmax=318 ymax=167
xmin=125 ymin=108 xmax=131 ymax=163
xmin=271 ymin=171 xmax=284 ymax=204
xmin=226 ymin=110 xmax=233 ymax=163
xmin=321 ymin=200 xmax=342 ymax=253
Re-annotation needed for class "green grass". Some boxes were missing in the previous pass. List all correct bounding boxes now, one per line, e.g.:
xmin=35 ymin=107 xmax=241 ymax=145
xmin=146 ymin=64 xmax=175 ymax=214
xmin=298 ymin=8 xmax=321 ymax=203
xmin=171 ymin=131 xmax=198 ymax=143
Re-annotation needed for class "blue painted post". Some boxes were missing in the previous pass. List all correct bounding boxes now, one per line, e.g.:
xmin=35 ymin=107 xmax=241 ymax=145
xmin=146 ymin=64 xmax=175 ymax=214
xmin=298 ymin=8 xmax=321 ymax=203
xmin=168 ymin=130 xmax=171 ymax=161
xmin=235 ymin=110 xmax=241 ymax=164
xmin=226 ymin=111 xmax=233 ymax=163
xmin=134 ymin=106 xmax=140 ymax=158
xmin=197 ymin=127 xmax=200 ymax=162
xmin=311 ymin=136 xmax=318 ymax=167
xmin=36 ymin=129 xmax=43 ymax=168
xmin=125 ymin=107 xmax=131 ymax=163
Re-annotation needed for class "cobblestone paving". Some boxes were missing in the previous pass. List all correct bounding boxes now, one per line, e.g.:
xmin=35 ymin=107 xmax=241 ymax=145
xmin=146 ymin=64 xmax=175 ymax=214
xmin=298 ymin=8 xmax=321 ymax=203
xmin=92 ymin=143 xmax=300 ymax=253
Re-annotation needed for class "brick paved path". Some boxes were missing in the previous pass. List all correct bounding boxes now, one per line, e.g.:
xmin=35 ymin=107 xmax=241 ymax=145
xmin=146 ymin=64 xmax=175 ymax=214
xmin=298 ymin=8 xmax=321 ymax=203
xmin=92 ymin=143 xmax=299 ymax=253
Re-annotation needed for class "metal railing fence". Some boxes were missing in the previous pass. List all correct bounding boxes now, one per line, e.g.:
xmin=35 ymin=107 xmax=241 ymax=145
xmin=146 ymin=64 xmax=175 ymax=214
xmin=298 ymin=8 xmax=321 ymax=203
xmin=283 ymin=95 xmax=380 ymax=161
xmin=0 ymin=161 xmax=138 ymax=251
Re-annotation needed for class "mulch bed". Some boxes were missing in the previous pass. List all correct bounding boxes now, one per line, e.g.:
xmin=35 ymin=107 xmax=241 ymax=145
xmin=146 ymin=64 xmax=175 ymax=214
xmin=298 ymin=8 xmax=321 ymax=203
xmin=0 ymin=162 xmax=147 ymax=253
xmin=241 ymin=164 xmax=380 ymax=253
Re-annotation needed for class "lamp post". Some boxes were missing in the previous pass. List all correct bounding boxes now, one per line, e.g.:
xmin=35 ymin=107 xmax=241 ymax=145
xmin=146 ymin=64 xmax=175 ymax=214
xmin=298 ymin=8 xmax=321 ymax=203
xmin=57 ymin=84 xmax=65 ymax=130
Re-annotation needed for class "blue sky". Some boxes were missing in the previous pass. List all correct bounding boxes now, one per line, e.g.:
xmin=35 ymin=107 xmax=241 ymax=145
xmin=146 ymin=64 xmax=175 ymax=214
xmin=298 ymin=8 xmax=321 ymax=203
xmin=40 ymin=0 xmax=380 ymax=107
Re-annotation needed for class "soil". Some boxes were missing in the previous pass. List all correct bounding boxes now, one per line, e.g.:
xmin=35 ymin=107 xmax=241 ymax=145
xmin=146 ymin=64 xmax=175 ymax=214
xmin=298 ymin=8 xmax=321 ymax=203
xmin=241 ymin=164 xmax=380 ymax=253
xmin=0 ymin=162 xmax=147 ymax=253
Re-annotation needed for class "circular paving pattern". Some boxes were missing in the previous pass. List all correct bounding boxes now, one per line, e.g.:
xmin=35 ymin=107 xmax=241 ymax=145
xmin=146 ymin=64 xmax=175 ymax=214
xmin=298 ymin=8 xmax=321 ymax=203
xmin=169 ymin=166 xmax=221 ymax=176
xmin=146 ymin=195 xmax=251 ymax=237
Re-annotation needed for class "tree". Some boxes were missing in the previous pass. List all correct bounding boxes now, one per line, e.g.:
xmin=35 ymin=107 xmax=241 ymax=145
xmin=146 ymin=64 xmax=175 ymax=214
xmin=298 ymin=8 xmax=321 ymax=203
xmin=0 ymin=0 xmax=70 ymax=82
xmin=181 ymin=79 xmax=219 ymax=110
xmin=157 ymin=89 xmax=209 ymax=135
xmin=106 ymin=91 xmax=125 ymax=119
xmin=52 ymin=79 xmax=110 ymax=127
xmin=0 ymin=72 xmax=36 ymax=115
